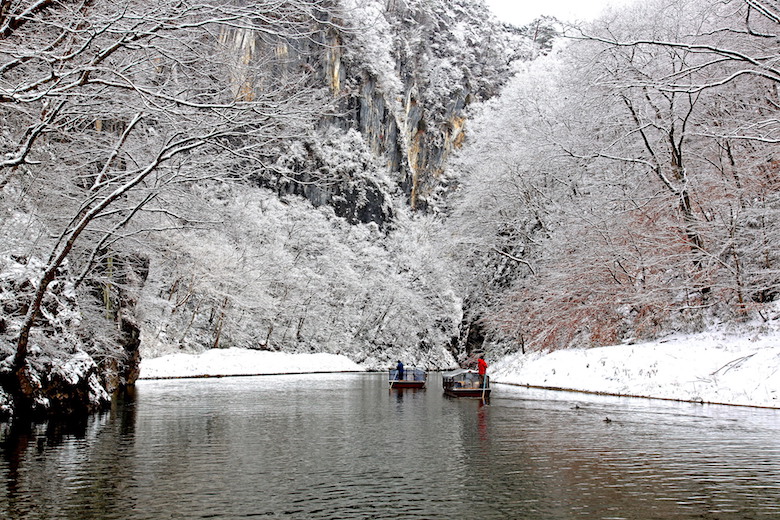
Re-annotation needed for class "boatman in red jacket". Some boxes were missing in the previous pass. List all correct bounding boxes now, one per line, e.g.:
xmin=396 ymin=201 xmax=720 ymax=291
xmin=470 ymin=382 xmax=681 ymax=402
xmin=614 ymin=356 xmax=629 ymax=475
xmin=477 ymin=356 xmax=488 ymax=388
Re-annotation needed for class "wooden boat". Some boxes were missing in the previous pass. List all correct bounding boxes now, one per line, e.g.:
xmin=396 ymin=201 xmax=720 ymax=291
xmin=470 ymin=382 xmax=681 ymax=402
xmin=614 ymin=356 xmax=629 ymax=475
xmin=442 ymin=369 xmax=490 ymax=398
xmin=388 ymin=367 xmax=427 ymax=389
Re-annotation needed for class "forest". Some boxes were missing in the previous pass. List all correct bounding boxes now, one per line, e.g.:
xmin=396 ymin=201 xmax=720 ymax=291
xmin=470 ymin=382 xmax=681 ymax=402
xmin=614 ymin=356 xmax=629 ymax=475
xmin=450 ymin=0 xmax=780 ymax=357
xmin=0 ymin=0 xmax=778 ymax=417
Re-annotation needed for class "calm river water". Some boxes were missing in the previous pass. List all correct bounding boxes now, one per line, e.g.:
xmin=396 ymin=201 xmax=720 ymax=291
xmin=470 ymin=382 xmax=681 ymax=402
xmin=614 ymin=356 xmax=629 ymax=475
xmin=2 ymin=372 xmax=780 ymax=519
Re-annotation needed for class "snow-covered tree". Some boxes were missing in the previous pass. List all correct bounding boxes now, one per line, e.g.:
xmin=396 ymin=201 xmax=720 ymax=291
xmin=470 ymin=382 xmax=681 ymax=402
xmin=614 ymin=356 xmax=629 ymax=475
xmin=446 ymin=0 xmax=780 ymax=355
xmin=137 ymin=183 xmax=459 ymax=369
xmin=0 ymin=0 xmax=332 ymax=413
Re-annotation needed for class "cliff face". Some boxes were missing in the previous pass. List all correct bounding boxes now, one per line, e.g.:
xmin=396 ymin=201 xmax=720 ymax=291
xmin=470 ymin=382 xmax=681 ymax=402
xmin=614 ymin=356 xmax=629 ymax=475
xmin=220 ymin=0 xmax=520 ymax=221
xmin=0 ymin=1 xmax=530 ymax=418
xmin=155 ymin=0 xmax=530 ymax=366
xmin=333 ymin=0 xmax=515 ymax=213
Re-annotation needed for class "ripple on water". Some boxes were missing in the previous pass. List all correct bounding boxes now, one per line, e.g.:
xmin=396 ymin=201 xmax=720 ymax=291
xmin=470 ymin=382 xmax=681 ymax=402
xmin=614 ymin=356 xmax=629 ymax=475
xmin=2 ymin=375 xmax=780 ymax=519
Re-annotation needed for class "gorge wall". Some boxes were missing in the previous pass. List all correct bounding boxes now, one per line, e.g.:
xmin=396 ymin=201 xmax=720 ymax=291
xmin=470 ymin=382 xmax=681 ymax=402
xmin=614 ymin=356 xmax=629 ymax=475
xmin=0 ymin=0 xmax=546 ymax=418
xmin=223 ymin=0 xmax=527 ymax=223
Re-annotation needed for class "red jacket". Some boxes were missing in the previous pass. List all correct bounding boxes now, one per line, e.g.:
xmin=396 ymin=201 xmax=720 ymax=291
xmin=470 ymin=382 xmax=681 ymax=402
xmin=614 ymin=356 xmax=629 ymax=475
xmin=477 ymin=358 xmax=488 ymax=375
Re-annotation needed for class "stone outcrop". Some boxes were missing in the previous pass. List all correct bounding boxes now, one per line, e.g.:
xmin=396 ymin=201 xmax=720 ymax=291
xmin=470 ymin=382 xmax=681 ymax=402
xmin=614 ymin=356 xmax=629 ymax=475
xmin=0 ymin=253 xmax=148 ymax=419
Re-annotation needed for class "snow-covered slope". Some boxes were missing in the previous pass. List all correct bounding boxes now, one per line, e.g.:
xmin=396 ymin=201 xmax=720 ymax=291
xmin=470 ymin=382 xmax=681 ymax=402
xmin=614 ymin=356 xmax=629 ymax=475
xmin=491 ymin=325 xmax=780 ymax=409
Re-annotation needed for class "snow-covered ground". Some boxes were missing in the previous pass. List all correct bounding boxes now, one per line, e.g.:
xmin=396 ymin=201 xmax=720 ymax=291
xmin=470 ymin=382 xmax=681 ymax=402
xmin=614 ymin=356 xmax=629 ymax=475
xmin=491 ymin=328 xmax=780 ymax=409
xmin=139 ymin=323 xmax=780 ymax=410
xmin=139 ymin=348 xmax=364 ymax=379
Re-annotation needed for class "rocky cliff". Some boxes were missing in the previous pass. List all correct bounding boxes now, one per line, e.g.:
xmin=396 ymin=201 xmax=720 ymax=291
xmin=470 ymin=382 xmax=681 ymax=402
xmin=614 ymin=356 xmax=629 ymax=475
xmin=223 ymin=0 xmax=525 ymax=221
xmin=0 ymin=0 xmax=542 ymax=417
xmin=0 ymin=252 xmax=148 ymax=419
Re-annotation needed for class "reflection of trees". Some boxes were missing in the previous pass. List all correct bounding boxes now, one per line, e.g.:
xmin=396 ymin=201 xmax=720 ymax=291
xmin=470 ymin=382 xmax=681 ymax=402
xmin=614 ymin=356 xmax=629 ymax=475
xmin=68 ymin=390 xmax=138 ymax=516
xmin=2 ymin=417 xmax=93 ymax=518
xmin=1 ymin=421 xmax=38 ymax=519
xmin=0 ymin=391 xmax=137 ymax=519
xmin=481 ymin=395 xmax=780 ymax=518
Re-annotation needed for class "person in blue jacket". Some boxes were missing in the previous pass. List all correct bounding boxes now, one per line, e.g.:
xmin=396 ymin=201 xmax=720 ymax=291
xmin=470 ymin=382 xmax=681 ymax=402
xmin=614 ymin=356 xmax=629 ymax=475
xmin=396 ymin=360 xmax=404 ymax=380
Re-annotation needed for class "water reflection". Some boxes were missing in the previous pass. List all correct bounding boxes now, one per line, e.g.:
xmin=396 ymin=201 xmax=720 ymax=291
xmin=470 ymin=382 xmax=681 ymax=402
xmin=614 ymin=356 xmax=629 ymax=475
xmin=1 ymin=374 xmax=780 ymax=519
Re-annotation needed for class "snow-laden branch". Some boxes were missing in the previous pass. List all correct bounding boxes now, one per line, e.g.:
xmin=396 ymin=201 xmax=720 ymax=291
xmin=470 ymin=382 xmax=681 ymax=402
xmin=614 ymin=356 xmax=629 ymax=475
xmin=15 ymin=127 xmax=218 ymax=367
xmin=0 ymin=0 xmax=55 ymax=38
xmin=74 ymin=191 xmax=157 ymax=288
xmin=491 ymin=247 xmax=536 ymax=275
xmin=91 ymin=111 xmax=144 ymax=191
xmin=0 ymin=99 xmax=65 ymax=172
xmin=746 ymin=0 xmax=780 ymax=25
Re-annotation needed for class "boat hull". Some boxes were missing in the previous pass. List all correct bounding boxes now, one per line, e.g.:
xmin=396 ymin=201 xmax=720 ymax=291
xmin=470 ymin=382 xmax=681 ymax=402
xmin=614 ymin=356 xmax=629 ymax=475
xmin=442 ymin=369 xmax=490 ymax=399
xmin=443 ymin=388 xmax=490 ymax=398
xmin=389 ymin=380 xmax=426 ymax=389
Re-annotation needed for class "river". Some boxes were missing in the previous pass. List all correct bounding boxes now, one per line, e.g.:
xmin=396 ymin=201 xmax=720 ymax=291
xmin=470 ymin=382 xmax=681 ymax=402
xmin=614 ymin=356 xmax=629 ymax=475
xmin=1 ymin=372 xmax=780 ymax=519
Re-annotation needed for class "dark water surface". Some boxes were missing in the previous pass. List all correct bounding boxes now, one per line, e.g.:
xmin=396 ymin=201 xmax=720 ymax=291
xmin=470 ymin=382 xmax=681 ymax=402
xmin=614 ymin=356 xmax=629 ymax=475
xmin=2 ymin=372 xmax=780 ymax=519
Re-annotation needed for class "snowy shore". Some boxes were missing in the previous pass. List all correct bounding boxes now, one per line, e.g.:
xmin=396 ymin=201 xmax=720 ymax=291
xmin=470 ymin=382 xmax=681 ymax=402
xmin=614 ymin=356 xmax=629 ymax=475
xmin=139 ymin=348 xmax=364 ymax=379
xmin=139 ymin=326 xmax=780 ymax=410
xmin=491 ymin=329 xmax=780 ymax=409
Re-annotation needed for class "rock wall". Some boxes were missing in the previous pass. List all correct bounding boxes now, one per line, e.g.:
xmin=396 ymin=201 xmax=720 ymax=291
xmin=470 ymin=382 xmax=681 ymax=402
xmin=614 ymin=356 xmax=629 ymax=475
xmin=219 ymin=0 xmax=518 ymax=221
xmin=0 ymin=253 xmax=148 ymax=419
xmin=331 ymin=0 xmax=513 ymax=212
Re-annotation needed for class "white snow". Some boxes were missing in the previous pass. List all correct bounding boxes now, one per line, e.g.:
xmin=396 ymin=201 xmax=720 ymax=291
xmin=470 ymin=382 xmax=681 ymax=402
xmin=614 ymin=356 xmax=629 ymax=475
xmin=491 ymin=327 xmax=780 ymax=409
xmin=139 ymin=322 xmax=780 ymax=410
xmin=139 ymin=348 xmax=364 ymax=379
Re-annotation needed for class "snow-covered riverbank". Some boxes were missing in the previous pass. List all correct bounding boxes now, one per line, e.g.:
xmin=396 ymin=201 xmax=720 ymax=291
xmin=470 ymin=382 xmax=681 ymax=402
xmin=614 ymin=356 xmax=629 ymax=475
xmin=139 ymin=348 xmax=364 ymax=379
xmin=491 ymin=328 xmax=780 ymax=409
xmin=139 ymin=323 xmax=780 ymax=410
